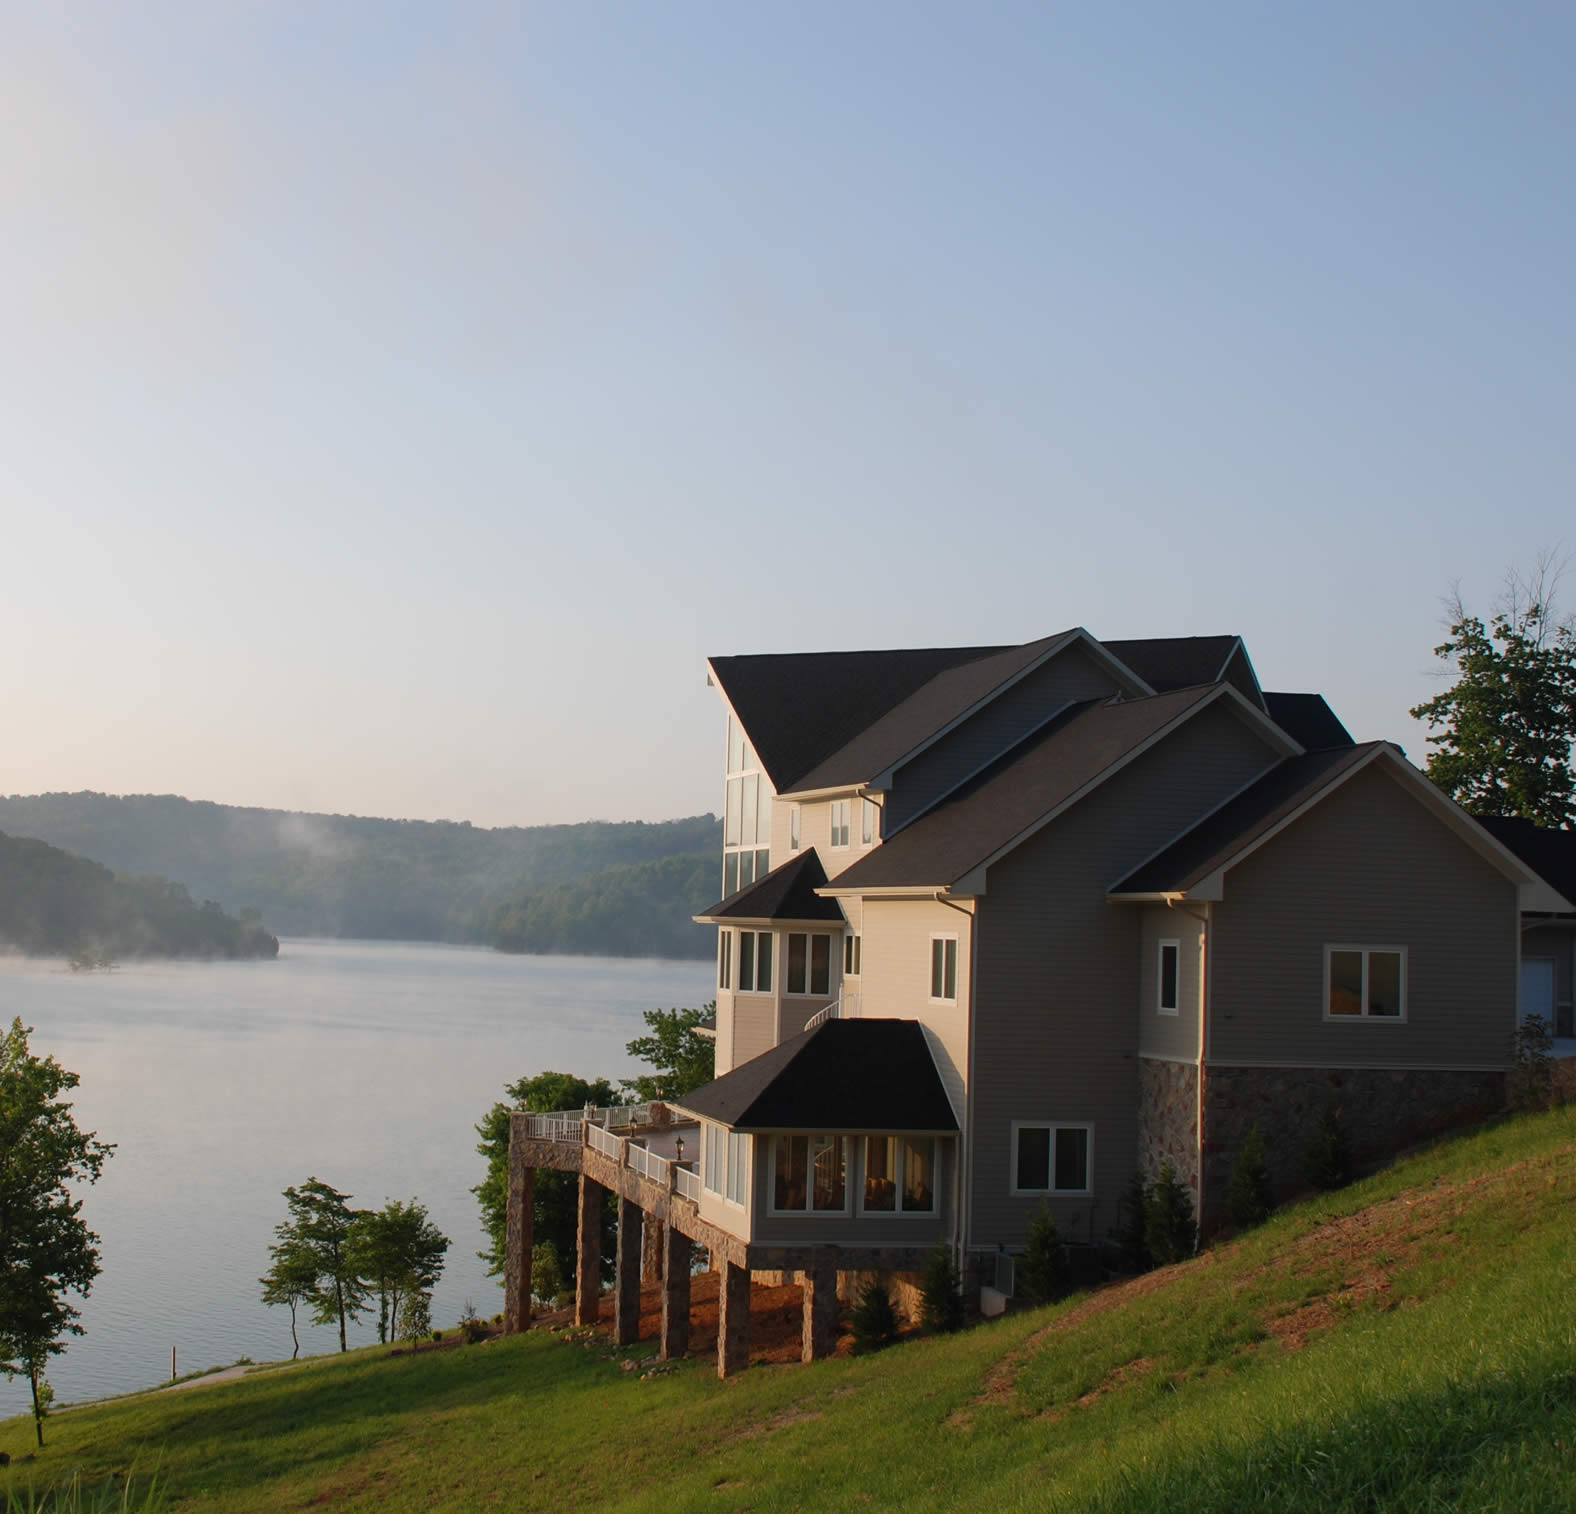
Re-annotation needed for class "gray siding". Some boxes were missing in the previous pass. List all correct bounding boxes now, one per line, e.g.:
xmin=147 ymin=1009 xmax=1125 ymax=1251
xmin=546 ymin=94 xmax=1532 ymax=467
xmin=1138 ymin=902 xmax=1203 ymax=1062
xmin=1208 ymin=764 xmax=1519 ymax=1068
xmin=886 ymin=645 xmax=1122 ymax=831
xmin=968 ymin=702 xmax=1280 ymax=1248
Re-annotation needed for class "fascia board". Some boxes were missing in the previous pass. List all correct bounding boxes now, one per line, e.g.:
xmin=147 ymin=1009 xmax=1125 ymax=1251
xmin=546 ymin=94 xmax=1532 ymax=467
xmin=778 ymin=783 xmax=868 ymax=801
xmin=693 ymin=914 xmax=847 ymax=927
xmin=703 ymin=657 xmax=788 ymax=794
xmin=814 ymin=884 xmax=951 ymax=899
xmin=1217 ymin=637 xmax=1269 ymax=713
xmin=1104 ymin=890 xmax=1188 ymax=904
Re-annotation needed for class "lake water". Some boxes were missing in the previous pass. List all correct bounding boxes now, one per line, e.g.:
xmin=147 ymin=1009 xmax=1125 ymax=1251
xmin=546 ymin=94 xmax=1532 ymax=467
xmin=0 ymin=940 xmax=712 ymax=1420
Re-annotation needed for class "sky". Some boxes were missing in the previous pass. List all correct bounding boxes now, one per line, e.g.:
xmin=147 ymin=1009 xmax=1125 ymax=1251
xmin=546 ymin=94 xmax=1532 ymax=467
xmin=2 ymin=2 xmax=1573 ymax=829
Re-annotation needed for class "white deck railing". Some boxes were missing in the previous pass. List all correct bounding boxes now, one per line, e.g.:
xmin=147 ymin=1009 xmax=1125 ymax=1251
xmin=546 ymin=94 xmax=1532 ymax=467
xmin=673 ymin=1164 xmax=702 ymax=1203
xmin=626 ymin=1142 xmax=667 ymax=1185
xmin=804 ymin=997 xmax=842 ymax=1033
xmin=520 ymin=1113 xmax=582 ymax=1143
xmin=586 ymin=1122 xmax=623 ymax=1161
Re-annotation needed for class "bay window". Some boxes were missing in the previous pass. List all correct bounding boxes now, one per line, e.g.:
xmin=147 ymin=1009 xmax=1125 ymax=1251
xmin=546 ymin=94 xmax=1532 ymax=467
xmin=861 ymin=1135 xmax=937 ymax=1214
xmin=736 ymin=930 xmax=774 ymax=993
xmin=786 ymin=933 xmax=832 ymax=996
xmin=770 ymin=1134 xmax=848 ymax=1213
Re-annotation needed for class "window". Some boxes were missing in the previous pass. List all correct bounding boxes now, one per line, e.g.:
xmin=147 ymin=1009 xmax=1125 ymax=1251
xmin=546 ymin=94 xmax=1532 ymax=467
xmin=1325 ymin=946 xmax=1406 ymax=1020
xmin=930 ymin=936 xmax=958 ymax=1001
xmin=844 ymin=933 xmax=862 ymax=976
xmin=1158 ymin=939 xmax=1180 ymax=1014
xmin=861 ymin=1135 xmax=937 ymax=1214
xmin=790 ymin=805 xmax=801 ymax=851
xmin=770 ymin=1134 xmax=847 ymax=1212
xmin=718 ymin=930 xmax=732 ymax=991
xmin=786 ymin=933 xmax=832 ymax=996
xmin=737 ymin=931 xmax=774 ymax=994
xmin=704 ymin=1124 xmax=750 ymax=1206
xmin=1011 ymin=1123 xmax=1093 ymax=1195
xmin=861 ymin=798 xmax=877 ymax=846
xmin=830 ymin=799 xmax=851 ymax=848
xmin=722 ymin=714 xmax=772 ymax=895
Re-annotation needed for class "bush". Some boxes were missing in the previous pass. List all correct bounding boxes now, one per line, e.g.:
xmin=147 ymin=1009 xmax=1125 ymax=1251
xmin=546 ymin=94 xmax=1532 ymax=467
xmin=398 ymin=1289 xmax=432 ymax=1349
xmin=1511 ymin=1013 xmax=1555 ymax=1111
xmin=1144 ymin=1161 xmax=1197 ymax=1265
xmin=1226 ymin=1124 xmax=1275 ymax=1228
xmin=531 ymin=1241 xmax=565 ymax=1306
xmin=851 ymin=1275 xmax=900 ymax=1354
xmin=1303 ymin=1106 xmax=1353 ymax=1190
xmin=919 ymin=1246 xmax=964 ymax=1333
xmin=459 ymin=1301 xmax=488 ymax=1345
xmin=1017 ymin=1202 xmax=1073 ymax=1305
xmin=1115 ymin=1170 xmax=1152 ymax=1273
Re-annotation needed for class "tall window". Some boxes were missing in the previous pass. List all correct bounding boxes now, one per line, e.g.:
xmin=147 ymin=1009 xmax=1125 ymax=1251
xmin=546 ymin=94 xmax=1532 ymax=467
xmin=704 ymin=1124 xmax=750 ymax=1206
xmin=844 ymin=933 xmax=862 ymax=976
xmin=790 ymin=806 xmax=801 ymax=851
xmin=718 ymin=930 xmax=732 ymax=990
xmin=1011 ymin=1123 xmax=1092 ymax=1195
xmin=930 ymin=936 xmax=958 ymax=1001
xmin=771 ymin=1134 xmax=847 ymax=1212
xmin=1157 ymin=939 xmax=1180 ymax=1014
xmin=723 ymin=713 xmax=772 ymax=896
xmin=829 ymin=799 xmax=851 ymax=848
xmin=736 ymin=931 xmax=774 ymax=994
xmin=1325 ymin=946 xmax=1406 ymax=1019
xmin=786 ymin=933 xmax=832 ymax=996
xmin=861 ymin=1136 xmax=937 ymax=1214
xmin=861 ymin=798 xmax=878 ymax=846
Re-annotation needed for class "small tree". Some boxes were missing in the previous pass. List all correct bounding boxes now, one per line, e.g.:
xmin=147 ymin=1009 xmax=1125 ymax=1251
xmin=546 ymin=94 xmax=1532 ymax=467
xmin=531 ymin=1241 xmax=564 ymax=1306
xmin=1017 ymin=1203 xmax=1073 ymax=1305
xmin=397 ymin=1286 xmax=432 ymax=1350
xmin=1226 ymin=1125 xmax=1275 ymax=1229
xmin=1114 ymin=1171 xmax=1152 ymax=1273
xmin=1303 ymin=1107 xmax=1353 ymax=1191
xmin=259 ymin=1244 xmax=318 ymax=1359
xmin=347 ymin=1198 xmax=450 ymax=1345
xmin=621 ymin=1004 xmax=718 ymax=1101
xmin=1144 ymin=1162 xmax=1197 ymax=1266
xmin=919 ymin=1246 xmax=964 ymax=1333
xmin=1511 ymin=1013 xmax=1556 ymax=1112
xmin=266 ymin=1179 xmax=367 ymax=1352
xmin=851 ymin=1275 xmax=899 ymax=1354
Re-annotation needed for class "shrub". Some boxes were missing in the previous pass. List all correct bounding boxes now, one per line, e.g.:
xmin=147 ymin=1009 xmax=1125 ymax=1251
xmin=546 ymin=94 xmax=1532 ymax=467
xmin=1303 ymin=1106 xmax=1353 ymax=1190
xmin=1115 ymin=1170 xmax=1152 ymax=1273
xmin=399 ymin=1288 xmax=432 ymax=1349
xmin=1144 ymin=1161 xmax=1197 ymax=1265
xmin=919 ymin=1246 xmax=964 ymax=1333
xmin=851 ymin=1275 xmax=900 ymax=1354
xmin=459 ymin=1300 xmax=488 ymax=1345
xmin=1511 ymin=1013 xmax=1555 ymax=1111
xmin=431 ymin=1329 xmax=443 ymax=1342
xmin=1017 ymin=1202 xmax=1073 ymax=1305
xmin=1226 ymin=1124 xmax=1275 ymax=1228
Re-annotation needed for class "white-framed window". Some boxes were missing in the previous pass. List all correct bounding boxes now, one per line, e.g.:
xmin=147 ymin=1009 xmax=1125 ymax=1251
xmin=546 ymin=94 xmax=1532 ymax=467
xmin=1324 ymin=945 xmax=1406 ymax=1020
xmin=736 ymin=930 xmax=774 ymax=994
xmin=1157 ymin=938 xmax=1180 ymax=1015
xmin=860 ymin=1135 xmax=937 ymax=1214
xmin=769 ymin=1134 xmax=848 ymax=1213
xmin=704 ymin=1123 xmax=750 ymax=1207
xmin=723 ymin=713 xmax=772 ymax=896
xmin=718 ymin=930 xmax=732 ymax=991
xmin=830 ymin=799 xmax=851 ymax=849
xmin=843 ymin=933 xmax=862 ymax=977
xmin=861 ymin=798 xmax=878 ymax=846
xmin=785 ymin=933 xmax=832 ymax=996
xmin=790 ymin=805 xmax=801 ymax=851
xmin=1011 ymin=1122 xmax=1093 ymax=1196
xmin=930 ymin=935 xmax=958 ymax=1002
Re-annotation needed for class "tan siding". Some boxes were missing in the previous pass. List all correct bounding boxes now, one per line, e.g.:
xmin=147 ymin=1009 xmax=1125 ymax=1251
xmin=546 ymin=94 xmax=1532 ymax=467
xmin=715 ymin=987 xmax=736 ymax=1076
xmin=887 ymin=645 xmax=1122 ymax=831
xmin=771 ymin=804 xmax=876 ymax=881
xmin=969 ymin=702 xmax=1280 ymax=1248
xmin=1209 ymin=764 xmax=1518 ymax=1068
xmin=733 ymin=995 xmax=777 ymax=1065
xmin=1138 ymin=902 xmax=1203 ymax=1061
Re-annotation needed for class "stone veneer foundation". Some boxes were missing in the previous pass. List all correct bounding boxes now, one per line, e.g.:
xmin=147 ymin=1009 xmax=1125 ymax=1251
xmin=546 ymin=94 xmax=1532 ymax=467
xmin=1138 ymin=1057 xmax=1200 ymax=1196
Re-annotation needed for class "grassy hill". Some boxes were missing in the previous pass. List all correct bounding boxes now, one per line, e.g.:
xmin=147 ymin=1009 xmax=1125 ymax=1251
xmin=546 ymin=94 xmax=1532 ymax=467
xmin=5 ymin=1104 xmax=1574 ymax=1512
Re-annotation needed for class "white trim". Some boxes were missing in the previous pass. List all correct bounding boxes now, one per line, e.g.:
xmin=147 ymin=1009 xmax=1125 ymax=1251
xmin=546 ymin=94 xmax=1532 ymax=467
xmin=1137 ymin=1050 xmax=1199 ymax=1064
xmin=1009 ymin=1120 xmax=1094 ymax=1198
xmin=817 ymin=883 xmax=952 ymax=899
xmin=1157 ymin=937 xmax=1181 ymax=1015
xmin=789 ymin=804 xmax=801 ymax=851
xmin=828 ymin=798 xmax=852 ymax=850
xmin=855 ymin=1133 xmax=942 ymax=1218
xmin=783 ymin=930 xmax=835 ymax=997
xmin=1216 ymin=636 xmax=1268 ymax=712
xmin=929 ymin=933 xmax=959 ymax=1003
xmin=764 ymin=1133 xmax=853 ymax=1218
xmin=1201 ymin=1057 xmax=1508 ymax=1072
xmin=1323 ymin=943 xmax=1408 ymax=1022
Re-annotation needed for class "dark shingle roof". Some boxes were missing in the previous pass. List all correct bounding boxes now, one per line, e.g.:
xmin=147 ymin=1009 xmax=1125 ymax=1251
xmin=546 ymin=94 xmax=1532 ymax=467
xmin=1111 ymin=745 xmax=1381 ymax=895
xmin=1264 ymin=692 xmax=1354 ymax=751
xmin=1103 ymin=636 xmax=1240 ymax=691
xmin=1475 ymin=817 xmax=1576 ymax=912
xmin=673 ymin=1019 xmax=957 ymax=1132
xmin=827 ymin=685 xmax=1222 ymax=891
xmin=708 ymin=646 xmax=1006 ymax=793
xmin=697 ymin=851 xmax=846 ymax=923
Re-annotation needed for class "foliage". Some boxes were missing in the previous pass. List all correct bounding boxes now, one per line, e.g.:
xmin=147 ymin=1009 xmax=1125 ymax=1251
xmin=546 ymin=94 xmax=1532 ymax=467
xmin=529 ymin=1243 xmax=564 ymax=1307
xmin=1017 ymin=1203 xmax=1074 ymax=1305
xmin=850 ymin=1275 xmax=900 ymax=1355
xmin=1114 ymin=1170 xmax=1152 ymax=1273
xmin=1 ymin=1461 xmax=166 ymax=1512
xmin=0 ymin=832 xmax=277 ymax=962
xmin=258 ymin=1247 xmax=318 ymax=1361
xmin=918 ymin=1247 xmax=964 ymax=1334
xmin=396 ymin=1290 xmax=431 ymax=1351
xmin=1410 ymin=564 xmax=1576 ymax=827
xmin=346 ymin=1201 xmax=450 ymax=1346
xmin=263 ymin=1180 xmax=368 ymax=1353
xmin=472 ymin=1071 xmax=618 ymax=1282
xmin=1144 ymin=1162 xmax=1197 ymax=1266
xmin=1510 ymin=1013 xmax=1556 ymax=1112
xmin=458 ymin=1303 xmax=487 ymax=1346
xmin=0 ymin=1020 xmax=114 ymax=1448
xmin=1226 ymin=1124 xmax=1275 ymax=1229
xmin=1302 ymin=1107 xmax=1354 ymax=1191
xmin=621 ymin=1005 xmax=717 ymax=1101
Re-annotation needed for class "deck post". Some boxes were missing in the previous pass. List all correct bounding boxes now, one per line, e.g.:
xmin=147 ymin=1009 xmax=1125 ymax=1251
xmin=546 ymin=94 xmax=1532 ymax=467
xmin=660 ymin=1226 xmax=691 ymax=1360
xmin=801 ymin=1245 xmax=838 ymax=1362
xmin=641 ymin=1214 xmax=665 ymax=1283
xmin=502 ymin=1126 xmax=535 ymax=1334
xmin=613 ymin=1196 xmax=642 ymax=1347
xmin=574 ymin=1173 xmax=603 ymax=1327
xmin=717 ymin=1259 xmax=751 ymax=1379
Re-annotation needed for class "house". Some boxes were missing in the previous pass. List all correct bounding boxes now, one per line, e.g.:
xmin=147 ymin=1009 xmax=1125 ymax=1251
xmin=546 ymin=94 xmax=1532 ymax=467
xmin=501 ymin=627 xmax=1570 ymax=1376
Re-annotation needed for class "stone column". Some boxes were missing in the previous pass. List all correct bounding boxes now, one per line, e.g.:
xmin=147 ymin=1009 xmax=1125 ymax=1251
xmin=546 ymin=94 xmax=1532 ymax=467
xmin=717 ymin=1259 xmax=751 ymax=1379
xmin=502 ymin=1126 xmax=535 ymax=1335
xmin=660 ymin=1226 xmax=692 ymax=1360
xmin=641 ymin=1214 xmax=665 ymax=1283
xmin=801 ymin=1246 xmax=838 ymax=1363
xmin=613 ymin=1197 xmax=643 ymax=1347
xmin=574 ymin=1173 xmax=603 ymax=1327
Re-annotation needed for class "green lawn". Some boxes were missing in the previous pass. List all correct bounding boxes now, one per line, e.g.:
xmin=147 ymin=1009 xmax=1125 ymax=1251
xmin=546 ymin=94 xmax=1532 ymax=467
xmin=6 ymin=1104 xmax=1575 ymax=1513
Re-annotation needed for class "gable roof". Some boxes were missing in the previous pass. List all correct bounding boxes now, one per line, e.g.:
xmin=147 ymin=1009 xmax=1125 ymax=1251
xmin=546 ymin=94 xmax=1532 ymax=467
xmin=695 ymin=850 xmax=846 ymax=924
xmin=672 ymin=1019 xmax=958 ymax=1132
xmin=1103 ymin=635 xmax=1242 ymax=691
xmin=1474 ymin=817 xmax=1576 ymax=914
xmin=1263 ymin=692 xmax=1354 ymax=751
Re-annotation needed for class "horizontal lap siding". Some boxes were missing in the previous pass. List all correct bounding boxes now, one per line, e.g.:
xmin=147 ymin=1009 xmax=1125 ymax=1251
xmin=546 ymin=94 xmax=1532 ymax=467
xmin=1520 ymin=923 xmax=1575 ymax=1037
xmin=1139 ymin=902 xmax=1203 ymax=1062
xmin=733 ymin=996 xmax=777 ymax=1066
xmin=1209 ymin=764 xmax=1517 ymax=1068
xmin=969 ymin=704 xmax=1279 ymax=1249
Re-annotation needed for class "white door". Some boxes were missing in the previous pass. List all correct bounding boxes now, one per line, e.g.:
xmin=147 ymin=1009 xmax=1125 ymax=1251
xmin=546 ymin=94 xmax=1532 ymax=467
xmin=1520 ymin=958 xmax=1556 ymax=1026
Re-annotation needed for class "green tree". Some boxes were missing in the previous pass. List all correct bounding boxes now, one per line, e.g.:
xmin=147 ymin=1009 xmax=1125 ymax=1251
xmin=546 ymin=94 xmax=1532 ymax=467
xmin=919 ymin=1245 xmax=964 ymax=1333
xmin=1018 ymin=1203 xmax=1074 ymax=1306
xmin=397 ymin=1287 xmax=432 ymax=1350
xmin=266 ymin=1179 xmax=368 ymax=1352
xmin=1115 ymin=1171 xmax=1152 ymax=1274
xmin=1303 ymin=1107 xmax=1353 ymax=1191
xmin=621 ymin=1004 xmax=717 ymax=1101
xmin=1226 ymin=1124 xmax=1275 ymax=1229
xmin=347 ymin=1199 xmax=450 ymax=1345
xmin=259 ymin=1244 xmax=318 ymax=1360
xmin=1144 ymin=1162 xmax=1197 ymax=1266
xmin=851 ymin=1275 xmax=899 ymax=1354
xmin=0 ymin=1020 xmax=114 ymax=1447
xmin=1411 ymin=564 xmax=1576 ymax=827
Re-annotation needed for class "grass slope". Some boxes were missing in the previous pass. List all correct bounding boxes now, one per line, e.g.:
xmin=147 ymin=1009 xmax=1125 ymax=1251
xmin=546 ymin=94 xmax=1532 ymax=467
xmin=5 ymin=1106 xmax=1574 ymax=1513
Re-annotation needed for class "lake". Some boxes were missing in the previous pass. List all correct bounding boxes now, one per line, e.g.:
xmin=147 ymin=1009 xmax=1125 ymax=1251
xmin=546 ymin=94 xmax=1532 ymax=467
xmin=0 ymin=940 xmax=713 ymax=1419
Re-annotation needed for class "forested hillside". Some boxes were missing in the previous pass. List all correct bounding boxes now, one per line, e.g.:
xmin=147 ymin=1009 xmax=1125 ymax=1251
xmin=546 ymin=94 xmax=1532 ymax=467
xmin=0 ymin=792 xmax=720 ymax=954
xmin=0 ymin=830 xmax=279 ymax=959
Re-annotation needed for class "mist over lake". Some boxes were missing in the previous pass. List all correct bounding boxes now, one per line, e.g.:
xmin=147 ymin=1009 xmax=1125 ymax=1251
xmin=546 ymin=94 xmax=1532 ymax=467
xmin=0 ymin=940 xmax=712 ymax=1419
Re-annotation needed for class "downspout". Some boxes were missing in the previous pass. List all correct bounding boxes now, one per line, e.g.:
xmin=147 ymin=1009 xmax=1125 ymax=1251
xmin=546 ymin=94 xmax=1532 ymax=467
xmin=1168 ymin=896 xmax=1211 ymax=1228
xmin=936 ymin=889 xmax=976 ymax=1278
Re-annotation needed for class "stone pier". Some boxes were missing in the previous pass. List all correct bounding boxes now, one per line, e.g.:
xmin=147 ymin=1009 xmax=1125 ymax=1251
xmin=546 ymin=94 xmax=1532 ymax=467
xmin=574 ymin=1173 xmax=605 ymax=1327
xmin=660 ymin=1226 xmax=691 ymax=1360
xmin=717 ymin=1260 xmax=751 ymax=1379
xmin=800 ymin=1247 xmax=838 ymax=1363
xmin=613 ymin=1196 xmax=642 ymax=1347
xmin=502 ymin=1132 xmax=535 ymax=1334
xmin=641 ymin=1214 xmax=665 ymax=1284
